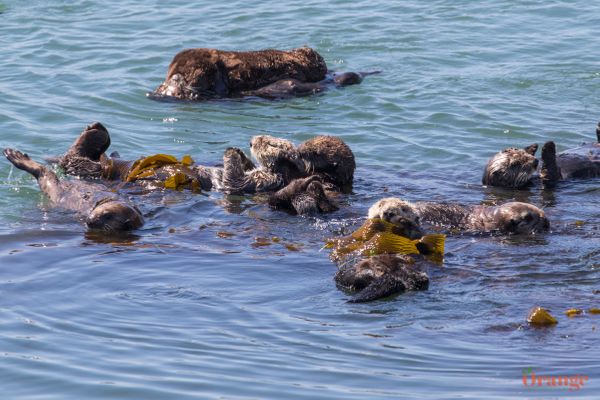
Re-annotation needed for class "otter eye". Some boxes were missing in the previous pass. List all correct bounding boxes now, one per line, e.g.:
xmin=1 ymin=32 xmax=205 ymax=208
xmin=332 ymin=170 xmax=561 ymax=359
xmin=524 ymin=214 xmax=533 ymax=222
xmin=401 ymin=207 xmax=408 ymax=212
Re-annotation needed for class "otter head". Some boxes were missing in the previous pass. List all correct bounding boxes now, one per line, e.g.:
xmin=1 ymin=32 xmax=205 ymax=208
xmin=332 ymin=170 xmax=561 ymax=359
xmin=367 ymin=198 xmax=424 ymax=239
xmin=496 ymin=202 xmax=549 ymax=234
xmin=297 ymin=136 xmax=356 ymax=193
xmin=333 ymin=72 xmax=363 ymax=86
xmin=482 ymin=144 xmax=539 ymax=188
xmin=86 ymin=199 xmax=144 ymax=232
xmin=250 ymin=135 xmax=304 ymax=176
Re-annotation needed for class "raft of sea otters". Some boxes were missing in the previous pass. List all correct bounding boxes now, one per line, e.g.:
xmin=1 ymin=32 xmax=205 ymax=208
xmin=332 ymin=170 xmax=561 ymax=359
xmin=4 ymin=47 xmax=600 ymax=304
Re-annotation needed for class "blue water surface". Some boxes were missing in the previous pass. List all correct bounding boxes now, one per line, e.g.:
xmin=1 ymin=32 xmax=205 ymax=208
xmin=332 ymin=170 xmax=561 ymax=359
xmin=0 ymin=1 xmax=599 ymax=399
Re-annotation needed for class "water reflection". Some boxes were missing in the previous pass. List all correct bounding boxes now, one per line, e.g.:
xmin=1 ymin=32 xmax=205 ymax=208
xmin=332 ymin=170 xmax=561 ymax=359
xmin=83 ymin=230 xmax=141 ymax=245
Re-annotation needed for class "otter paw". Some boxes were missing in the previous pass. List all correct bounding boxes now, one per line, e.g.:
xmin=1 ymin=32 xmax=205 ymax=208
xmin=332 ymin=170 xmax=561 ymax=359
xmin=541 ymin=141 xmax=557 ymax=162
xmin=4 ymin=148 xmax=34 ymax=170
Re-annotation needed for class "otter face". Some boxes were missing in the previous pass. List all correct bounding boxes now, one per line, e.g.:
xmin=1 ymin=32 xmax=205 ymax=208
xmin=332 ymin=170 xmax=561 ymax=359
xmin=333 ymin=72 xmax=363 ymax=86
xmin=482 ymin=145 xmax=539 ymax=188
xmin=367 ymin=198 xmax=424 ymax=239
xmin=497 ymin=202 xmax=549 ymax=234
xmin=154 ymin=73 xmax=188 ymax=98
xmin=86 ymin=199 xmax=144 ymax=232
xmin=250 ymin=135 xmax=302 ymax=170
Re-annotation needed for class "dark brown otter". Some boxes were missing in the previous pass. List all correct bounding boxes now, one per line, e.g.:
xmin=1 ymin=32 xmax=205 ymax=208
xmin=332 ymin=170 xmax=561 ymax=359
xmin=335 ymin=254 xmax=430 ymax=303
xmin=148 ymin=47 xmax=378 ymax=101
xmin=539 ymin=127 xmax=600 ymax=188
xmin=241 ymin=71 xmax=380 ymax=99
xmin=4 ymin=148 xmax=143 ymax=232
xmin=297 ymin=135 xmax=355 ymax=193
xmin=268 ymin=175 xmax=338 ymax=215
xmin=149 ymin=47 xmax=327 ymax=100
xmin=59 ymin=123 xmax=133 ymax=181
xmin=369 ymin=198 xmax=549 ymax=235
xmin=482 ymin=144 xmax=539 ymax=188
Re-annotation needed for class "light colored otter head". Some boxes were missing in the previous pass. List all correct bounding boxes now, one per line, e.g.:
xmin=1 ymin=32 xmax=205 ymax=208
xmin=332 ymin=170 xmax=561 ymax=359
xmin=86 ymin=199 xmax=144 ymax=232
xmin=495 ymin=202 xmax=549 ymax=234
xmin=367 ymin=198 xmax=424 ymax=239
xmin=250 ymin=135 xmax=304 ymax=171
xmin=482 ymin=144 xmax=539 ymax=188
xmin=154 ymin=73 xmax=188 ymax=98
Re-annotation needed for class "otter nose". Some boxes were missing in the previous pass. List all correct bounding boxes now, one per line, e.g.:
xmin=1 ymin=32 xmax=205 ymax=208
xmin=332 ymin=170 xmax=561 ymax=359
xmin=533 ymin=159 xmax=539 ymax=168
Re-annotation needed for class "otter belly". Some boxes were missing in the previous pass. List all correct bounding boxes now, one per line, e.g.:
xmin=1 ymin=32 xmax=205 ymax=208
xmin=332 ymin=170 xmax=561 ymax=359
xmin=557 ymin=143 xmax=600 ymax=179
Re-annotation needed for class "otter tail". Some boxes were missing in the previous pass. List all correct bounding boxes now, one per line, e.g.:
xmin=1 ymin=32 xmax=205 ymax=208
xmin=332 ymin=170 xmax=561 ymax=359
xmin=359 ymin=70 xmax=382 ymax=77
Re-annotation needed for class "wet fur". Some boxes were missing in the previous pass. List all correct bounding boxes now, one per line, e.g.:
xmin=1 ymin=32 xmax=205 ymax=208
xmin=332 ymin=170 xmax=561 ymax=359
xmin=369 ymin=197 xmax=549 ymax=235
xmin=268 ymin=175 xmax=338 ymax=215
xmin=485 ymin=124 xmax=600 ymax=188
xmin=366 ymin=198 xmax=424 ymax=239
xmin=297 ymin=136 xmax=355 ymax=193
xmin=541 ymin=136 xmax=600 ymax=188
xmin=150 ymin=47 xmax=328 ymax=100
xmin=4 ymin=148 xmax=143 ymax=232
xmin=482 ymin=144 xmax=539 ymax=188
xmin=335 ymin=254 xmax=429 ymax=303
xmin=222 ymin=147 xmax=284 ymax=194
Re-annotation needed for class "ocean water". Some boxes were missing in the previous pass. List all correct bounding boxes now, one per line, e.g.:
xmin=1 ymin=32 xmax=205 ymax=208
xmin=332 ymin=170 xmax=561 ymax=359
xmin=0 ymin=0 xmax=599 ymax=398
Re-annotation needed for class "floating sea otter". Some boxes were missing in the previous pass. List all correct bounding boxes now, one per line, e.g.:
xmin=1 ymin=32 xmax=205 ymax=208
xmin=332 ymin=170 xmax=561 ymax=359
xmin=482 ymin=124 xmax=600 ymax=188
xmin=267 ymin=175 xmax=339 ymax=215
xmin=327 ymin=202 xmax=446 ymax=302
xmin=4 ymin=148 xmax=143 ymax=232
xmin=58 ymin=124 xmax=355 ymax=199
xmin=148 ymin=47 xmax=378 ymax=101
xmin=334 ymin=254 xmax=431 ymax=303
xmin=368 ymin=197 xmax=549 ymax=235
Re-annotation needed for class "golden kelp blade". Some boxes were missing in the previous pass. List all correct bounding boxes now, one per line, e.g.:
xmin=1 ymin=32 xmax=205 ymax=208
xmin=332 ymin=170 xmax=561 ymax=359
xmin=181 ymin=155 xmax=194 ymax=166
xmin=362 ymin=232 xmax=417 ymax=256
xmin=349 ymin=218 xmax=398 ymax=241
xmin=325 ymin=218 xmax=395 ymax=251
xmin=126 ymin=154 xmax=195 ymax=183
xmin=164 ymin=172 xmax=189 ymax=189
xmin=418 ymin=234 xmax=445 ymax=257
xmin=361 ymin=232 xmax=445 ymax=260
xmin=330 ymin=240 xmax=365 ymax=261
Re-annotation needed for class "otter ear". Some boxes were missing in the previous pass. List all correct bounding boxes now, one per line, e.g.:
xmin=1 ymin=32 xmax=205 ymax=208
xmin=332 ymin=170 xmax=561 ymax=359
xmin=524 ymin=144 xmax=538 ymax=155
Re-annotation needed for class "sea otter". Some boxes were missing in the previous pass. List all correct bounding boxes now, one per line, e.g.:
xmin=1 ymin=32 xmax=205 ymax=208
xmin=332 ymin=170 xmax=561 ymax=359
xmin=483 ymin=124 xmax=600 ymax=188
xmin=268 ymin=175 xmax=338 ymax=215
xmin=4 ymin=148 xmax=143 ymax=232
xmin=368 ymin=197 xmax=549 ymax=234
xmin=482 ymin=144 xmax=539 ymax=188
xmin=56 ymin=124 xmax=284 ymax=194
xmin=59 ymin=124 xmax=355 ymax=196
xmin=297 ymin=136 xmax=355 ymax=193
xmin=250 ymin=134 xmax=356 ymax=193
xmin=148 ymin=47 xmax=378 ymax=101
xmin=539 ymin=136 xmax=600 ymax=188
xmin=240 ymin=72 xmax=379 ymax=100
xmin=334 ymin=254 xmax=430 ymax=303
